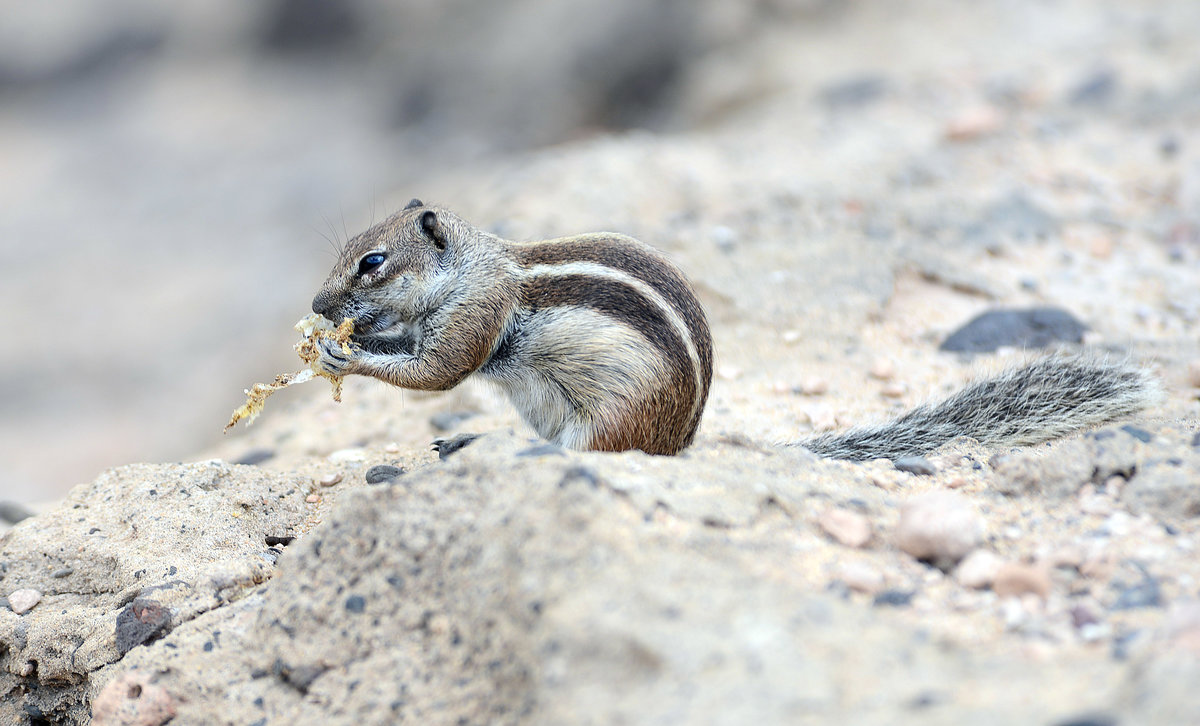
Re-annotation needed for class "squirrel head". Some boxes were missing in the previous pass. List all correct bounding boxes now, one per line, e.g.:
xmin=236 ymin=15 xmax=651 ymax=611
xmin=310 ymin=200 xmax=492 ymax=338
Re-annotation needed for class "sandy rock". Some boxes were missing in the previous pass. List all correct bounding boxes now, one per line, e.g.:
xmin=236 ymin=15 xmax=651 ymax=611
xmin=836 ymin=562 xmax=886 ymax=594
xmin=817 ymin=507 xmax=872 ymax=548
xmin=1121 ymin=452 xmax=1200 ymax=522
xmin=993 ymin=563 xmax=1053 ymax=600
xmin=7 ymin=588 xmax=41 ymax=615
xmin=990 ymin=440 xmax=1094 ymax=499
xmin=955 ymin=550 xmax=1003 ymax=589
xmin=945 ymin=105 xmax=1003 ymax=141
xmin=1161 ymin=601 xmax=1200 ymax=655
xmin=896 ymin=491 xmax=985 ymax=568
xmin=91 ymin=671 xmax=176 ymax=726
xmin=0 ymin=462 xmax=312 ymax=723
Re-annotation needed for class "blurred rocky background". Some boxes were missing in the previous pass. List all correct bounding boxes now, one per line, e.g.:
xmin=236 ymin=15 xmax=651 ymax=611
xmin=2 ymin=0 xmax=1199 ymax=508
xmin=2 ymin=2 xmax=1200 ymax=724
xmin=0 ymin=0 xmax=781 ymax=502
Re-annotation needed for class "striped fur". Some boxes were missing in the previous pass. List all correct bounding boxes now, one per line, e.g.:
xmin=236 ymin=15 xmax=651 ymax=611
xmin=799 ymin=356 xmax=1162 ymax=461
xmin=311 ymin=201 xmax=713 ymax=455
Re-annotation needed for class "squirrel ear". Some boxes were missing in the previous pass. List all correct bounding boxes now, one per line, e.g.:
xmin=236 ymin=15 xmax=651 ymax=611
xmin=420 ymin=210 xmax=446 ymax=251
xmin=404 ymin=198 xmax=423 ymax=210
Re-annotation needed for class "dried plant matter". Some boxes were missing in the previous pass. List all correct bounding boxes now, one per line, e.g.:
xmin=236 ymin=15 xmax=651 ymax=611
xmin=224 ymin=315 xmax=354 ymax=432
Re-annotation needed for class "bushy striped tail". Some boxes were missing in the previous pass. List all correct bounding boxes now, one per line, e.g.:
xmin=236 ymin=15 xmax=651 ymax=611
xmin=798 ymin=357 xmax=1161 ymax=461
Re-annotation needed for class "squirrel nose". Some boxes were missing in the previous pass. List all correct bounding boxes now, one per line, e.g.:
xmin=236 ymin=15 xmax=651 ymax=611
xmin=311 ymin=291 xmax=337 ymax=318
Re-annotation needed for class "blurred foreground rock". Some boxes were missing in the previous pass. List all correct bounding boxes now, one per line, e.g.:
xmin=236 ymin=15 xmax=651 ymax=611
xmin=1 ymin=429 xmax=1198 ymax=724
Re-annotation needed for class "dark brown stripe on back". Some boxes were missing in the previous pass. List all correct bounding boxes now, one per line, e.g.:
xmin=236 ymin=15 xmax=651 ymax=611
xmin=516 ymin=236 xmax=713 ymax=383
xmin=523 ymin=273 xmax=697 ymax=416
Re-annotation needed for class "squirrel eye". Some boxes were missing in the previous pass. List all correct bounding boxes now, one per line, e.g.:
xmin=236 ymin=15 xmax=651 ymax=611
xmin=357 ymin=253 xmax=386 ymax=275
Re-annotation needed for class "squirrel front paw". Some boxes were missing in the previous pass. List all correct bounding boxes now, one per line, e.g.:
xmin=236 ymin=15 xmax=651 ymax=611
xmin=313 ymin=336 xmax=362 ymax=376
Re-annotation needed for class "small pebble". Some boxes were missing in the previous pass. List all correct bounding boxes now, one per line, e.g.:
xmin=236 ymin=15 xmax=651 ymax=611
xmin=880 ymin=383 xmax=907 ymax=398
xmin=116 ymin=599 xmax=171 ymax=655
xmin=817 ymin=507 xmax=872 ymax=548
xmin=91 ymin=670 xmax=177 ymax=726
xmin=51 ymin=567 xmax=74 ymax=578
xmin=7 ymin=588 xmax=41 ymax=615
xmin=868 ymin=358 xmax=895 ymax=380
xmin=781 ymin=330 xmax=802 ymax=344
xmin=1080 ymin=493 xmax=1113 ymax=516
xmin=327 ymin=448 xmax=366 ymax=464
xmin=365 ymin=465 xmax=405 ymax=484
xmin=940 ymin=307 xmax=1085 ymax=353
xmin=872 ymin=589 xmax=915 ymax=608
xmin=717 ymin=365 xmax=742 ymax=381
xmin=1186 ymin=361 xmax=1200 ymax=388
xmin=517 ymin=443 xmax=565 ymax=458
xmin=1070 ymin=603 xmax=1102 ymax=629
xmin=1111 ymin=574 xmax=1162 ymax=610
xmin=1080 ymin=553 xmax=1113 ymax=580
xmin=798 ymin=377 xmax=829 ymax=395
xmin=1051 ymin=714 xmax=1118 ymax=726
xmin=305 ymin=494 xmax=321 ymax=504
xmin=954 ymin=550 xmax=1002 ymax=589
xmin=710 ymin=225 xmax=738 ymax=251
xmin=992 ymin=563 xmax=1053 ymax=600
xmin=869 ymin=471 xmax=900 ymax=491
xmin=344 ymin=595 xmax=366 ymax=613
xmin=810 ymin=409 xmax=839 ymax=432
xmin=0 ymin=501 xmax=35 ymax=524
xmin=1079 ymin=622 xmax=1111 ymax=643
xmin=318 ymin=472 xmax=343 ymax=487
xmin=894 ymin=456 xmax=936 ymax=476
xmin=1088 ymin=235 xmax=1114 ymax=259
xmin=837 ymin=562 xmax=885 ymax=594
xmin=234 ymin=449 xmax=275 ymax=466
xmin=944 ymin=105 xmax=1002 ymax=141
xmin=427 ymin=613 xmax=451 ymax=635
xmin=429 ymin=410 xmax=476 ymax=432
xmin=1120 ymin=425 xmax=1152 ymax=443
xmin=896 ymin=491 xmax=984 ymax=568
xmin=1048 ymin=545 xmax=1085 ymax=569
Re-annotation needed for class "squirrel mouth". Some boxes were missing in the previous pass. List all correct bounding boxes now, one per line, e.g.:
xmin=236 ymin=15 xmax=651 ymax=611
xmin=352 ymin=312 xmax=408 ymax=341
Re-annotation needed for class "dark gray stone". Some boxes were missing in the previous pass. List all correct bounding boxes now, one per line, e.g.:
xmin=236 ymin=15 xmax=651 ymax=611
xmin=872 ymin=590 xmax=915 ymax=608
xmin=235 ymin=449 xmax=276 ymax=466
xmin=0 ymin=501 xmax=34 ymax=524
xmin=115 ymin=598 xmax=172 ymax=656
xmin=940 ymin=307 xmax=1086 ymax=353
xmin=894 ymin=457 xmax=936 ymax=476
xmin=819 ymin=75 xmax=889 ymax=107
xmin=1069 ymin=67 xmax=1119 ymax=106
xmin=429 ymin=410 xmax=478 ymax=432
xmin=365 ymin=465 xmax=405 ymax=485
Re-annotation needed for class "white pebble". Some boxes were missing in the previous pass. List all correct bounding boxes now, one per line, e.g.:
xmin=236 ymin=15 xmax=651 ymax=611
xmin=955 ymin=549 xmax=1002 ymax=589
xmin=328 ymin=448 xmax=366 ymax=464
xmin=837 ymin=562 xmax=885 ymax=594
xmin=896 ymin=491 xmax=985 ymax=567
xmin=817 ymin=507 xmax=872 ymax=548
xmin=869 ymin=358 xmax=895 ymax=380
xmin=7 ymin=588 xmax=41 ymax=615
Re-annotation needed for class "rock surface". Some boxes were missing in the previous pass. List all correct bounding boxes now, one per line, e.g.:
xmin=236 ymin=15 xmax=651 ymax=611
xmin=1 ymin=1 xmax=1200 ymax=724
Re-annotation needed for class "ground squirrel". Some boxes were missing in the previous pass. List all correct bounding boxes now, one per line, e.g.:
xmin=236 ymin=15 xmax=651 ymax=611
xmin=311 ymin=200 xmax=1159 ymax=459
xmin=312 ymin=199 xmax=712 ymax=455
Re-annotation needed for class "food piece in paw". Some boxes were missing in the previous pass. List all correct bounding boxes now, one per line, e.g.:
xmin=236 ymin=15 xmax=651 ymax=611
xmin=223 ymin=315 xmax=355 ymax=432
